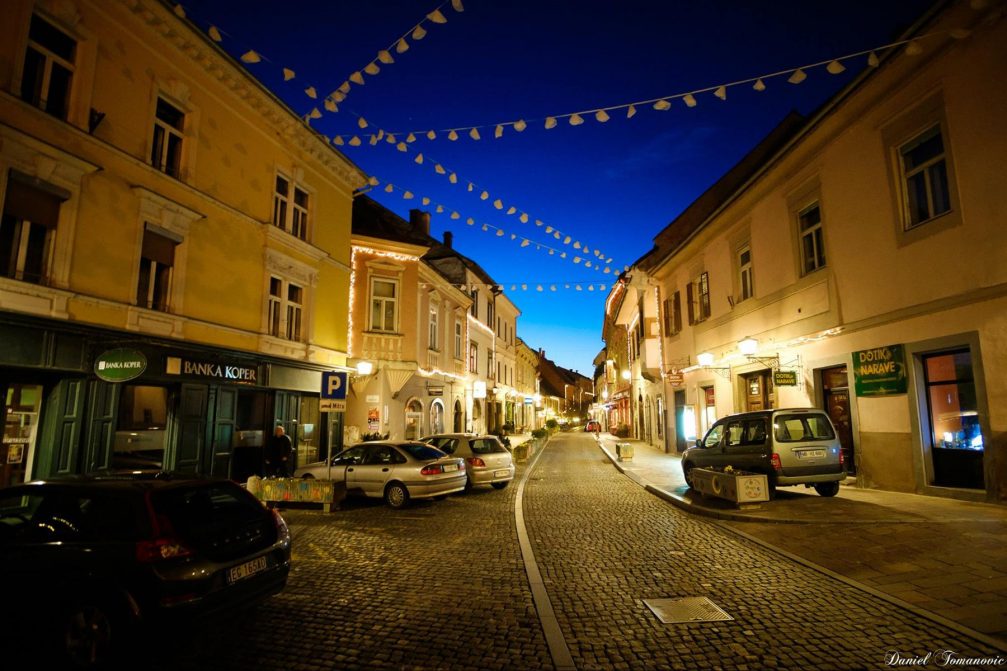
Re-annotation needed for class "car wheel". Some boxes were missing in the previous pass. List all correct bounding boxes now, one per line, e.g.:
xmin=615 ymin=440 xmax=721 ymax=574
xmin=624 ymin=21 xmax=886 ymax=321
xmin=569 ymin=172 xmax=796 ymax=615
xmin=301 ymin=473 xmax=315 ymax=479
xmin=61 ymin=596 xmax=124 ymax=669
xmin=491 ymin=481 xmax=510 ymax=490
xmin=384 ymin=482 xmax=410 ymax=508
xmin=682 ymin=463 xmax=695 ymax=489
xmin=814 ymin=481 xmax=840 ymax=497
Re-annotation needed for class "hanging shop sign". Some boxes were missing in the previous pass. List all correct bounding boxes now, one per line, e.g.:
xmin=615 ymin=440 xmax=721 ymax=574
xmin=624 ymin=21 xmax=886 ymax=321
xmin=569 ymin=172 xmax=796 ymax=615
xmin=665 ymin=371 xmax=685 ymax=385
xmin=320 ymin=371 xmax=347 ymax=413
xmin=165 ymin=356 xmax=258 ymax=384
xmin=94 ymin=348 xmax=147 ymax=383
xmin=473 ymin=380 xmax=487 ymax=399
xmin=773 ymin=370 xmax=798 ymax=386
xmin=524 ymin=396 xmax=534 ymax=405
xmin=853 ymin=344 xmax=907 ymax=397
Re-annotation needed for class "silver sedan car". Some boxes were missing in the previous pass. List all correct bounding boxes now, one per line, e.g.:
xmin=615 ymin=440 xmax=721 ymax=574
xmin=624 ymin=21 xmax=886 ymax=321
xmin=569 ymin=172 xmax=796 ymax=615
xmin=420 ymin=434 xmax=515 ymax=490
xmin=294 ymin=441 xmax=466 ymax=508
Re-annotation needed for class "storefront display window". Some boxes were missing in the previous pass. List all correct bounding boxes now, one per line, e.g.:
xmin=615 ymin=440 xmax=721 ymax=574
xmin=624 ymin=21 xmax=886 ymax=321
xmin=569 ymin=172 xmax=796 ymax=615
xmin=923 ymin=349 xmax=984 ymax=489
xmin=113 ymin=385 xmax=168 ymax=470
xmin=298 ymin=396 xmax=320 ymax=465
xmin=2 ymin=384 xmax=42 ymax=488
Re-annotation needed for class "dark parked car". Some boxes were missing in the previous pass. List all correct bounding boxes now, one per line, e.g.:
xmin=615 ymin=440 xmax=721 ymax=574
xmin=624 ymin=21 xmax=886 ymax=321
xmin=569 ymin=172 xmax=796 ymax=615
xmin=682 ymin=408 xmax=846 ymax=497
xmin=0 ymin=475 xmax=291 ymax=668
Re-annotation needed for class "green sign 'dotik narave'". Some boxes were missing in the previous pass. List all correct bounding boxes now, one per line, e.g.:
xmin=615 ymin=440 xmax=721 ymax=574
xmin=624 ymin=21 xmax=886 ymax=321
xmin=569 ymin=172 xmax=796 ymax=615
xmin=853 ymin=344 xmax=906 ymax=397
xmin=94 ymin=348 xmax=147 ymax=382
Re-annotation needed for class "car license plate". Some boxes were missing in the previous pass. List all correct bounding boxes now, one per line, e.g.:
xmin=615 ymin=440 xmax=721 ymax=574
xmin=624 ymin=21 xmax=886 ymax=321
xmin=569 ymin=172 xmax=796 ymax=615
xmin=799 ymin=449 xmax=826 ymax=459
xmin=228 ymin=556 xmax=268 ymax=584
xmin=443 ymin=463 xmax=459 ymax=472
xmin=494 ymin=469 xmax=511 ymax=478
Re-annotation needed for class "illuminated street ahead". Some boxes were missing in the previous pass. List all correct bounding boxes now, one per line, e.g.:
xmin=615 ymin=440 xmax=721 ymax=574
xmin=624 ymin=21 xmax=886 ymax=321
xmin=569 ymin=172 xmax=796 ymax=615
xmin=155 ymin=432 xmax=1003 ymax=670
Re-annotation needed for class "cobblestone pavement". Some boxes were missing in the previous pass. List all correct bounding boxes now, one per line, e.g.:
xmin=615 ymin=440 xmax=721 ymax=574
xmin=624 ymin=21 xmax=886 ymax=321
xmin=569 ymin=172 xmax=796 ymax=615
xmin=523 ymin=432 xmax=1005 ymax=670
xmin=146 ymin=433 xmax=1004 ymax=670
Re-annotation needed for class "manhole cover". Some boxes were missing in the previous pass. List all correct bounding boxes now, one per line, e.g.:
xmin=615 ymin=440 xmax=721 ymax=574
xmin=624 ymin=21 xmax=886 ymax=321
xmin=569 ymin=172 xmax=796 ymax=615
xmin=644 ymin=597 xmax=734 ymax=624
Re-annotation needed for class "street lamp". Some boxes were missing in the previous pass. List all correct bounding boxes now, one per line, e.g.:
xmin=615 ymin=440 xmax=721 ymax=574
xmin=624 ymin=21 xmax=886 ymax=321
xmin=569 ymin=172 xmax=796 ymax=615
xmin=356 ymin=360 xmax=374 ymax=376
xmin=622 ymin=369 xmax=631 ymax=381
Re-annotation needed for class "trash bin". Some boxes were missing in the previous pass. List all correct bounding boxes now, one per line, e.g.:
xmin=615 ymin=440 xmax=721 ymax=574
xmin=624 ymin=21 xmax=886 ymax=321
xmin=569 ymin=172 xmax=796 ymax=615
xmin=616 ymin=442 xmax=633 ymax=462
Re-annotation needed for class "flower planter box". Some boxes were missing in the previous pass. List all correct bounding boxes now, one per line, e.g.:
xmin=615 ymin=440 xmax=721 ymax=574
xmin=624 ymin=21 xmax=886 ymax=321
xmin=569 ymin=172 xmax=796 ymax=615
xmin=248 ymin=476 xmax=346 ymax=512
xmin=616 ymin=443 xmax=634 ymax=462
xmin=690 ymin=468 xmax=769 ymax=506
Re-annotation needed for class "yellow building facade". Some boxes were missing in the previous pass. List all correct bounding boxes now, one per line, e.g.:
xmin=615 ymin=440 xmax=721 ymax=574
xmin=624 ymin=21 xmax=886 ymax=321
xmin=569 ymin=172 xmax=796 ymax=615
xmin=0 ymin=0 xmax=364 ymax=486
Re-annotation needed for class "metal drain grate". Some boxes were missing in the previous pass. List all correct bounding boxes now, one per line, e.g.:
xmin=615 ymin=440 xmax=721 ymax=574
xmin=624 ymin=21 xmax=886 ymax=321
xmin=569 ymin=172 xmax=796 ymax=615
xmin=644 ymin=597 xmax=734 ymax=624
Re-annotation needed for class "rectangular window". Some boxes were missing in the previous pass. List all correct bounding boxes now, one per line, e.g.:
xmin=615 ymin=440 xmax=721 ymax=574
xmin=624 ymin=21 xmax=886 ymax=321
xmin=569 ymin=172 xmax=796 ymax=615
xmin=487 ymin=351 xmax=494 ymax=380
xmin=469 ymin=342 xmax=478 ymax=374
xmin=369 ymin=277 xmax=398 ymax=332
xmin=272 ymin=176 xmax=289 ymax=229
xmin=20 ymin=14 xmax=75 ymax=120
xmin=0 ymin=178 xmax=61 ymax=284
xmin=266 ymin=277 xmax=303 ymax=341
xmin=285 ymin=283 xmax=303 ymax=341
xmin=272 ymin=176 xmax=310 ymax=241
xmin=900 ymin=125 xmax=951 ymax=229
xmin=470 ymin=290 xmax=479 ymax=319
xmin=428 ymin=303 xmax=439 ymax=350
xmin=151 ymin=98 xmax=184 ymax=178
xmin=687 ymin=273 xmax=710 ymax=324
xmin=136 ymin=229 xmax=177 ymax=311
xmin=799 ymin=203 xmax=826 ymax=275
xmin=738 ymin=244 xmax=754 ymax=302
xmin=454 ymin=320 xmax=463 ymax=359
xmin=268 ymin=277 xmax=282 ymax=336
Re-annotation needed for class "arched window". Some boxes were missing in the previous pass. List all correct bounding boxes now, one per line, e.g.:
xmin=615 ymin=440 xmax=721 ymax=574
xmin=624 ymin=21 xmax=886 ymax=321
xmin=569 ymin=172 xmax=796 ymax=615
xmin=404 ymin=399 xmax=423 ymax=440
xmin=454 ymin=400 xmax=464 ymax=432
xmin=430 ymin=399 xmax=445 ymax=435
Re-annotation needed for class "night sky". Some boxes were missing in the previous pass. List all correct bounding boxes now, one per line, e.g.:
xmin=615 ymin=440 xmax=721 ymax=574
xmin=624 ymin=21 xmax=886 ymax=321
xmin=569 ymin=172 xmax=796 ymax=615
xmin=184 ymin=0 xmax=935 ymax=373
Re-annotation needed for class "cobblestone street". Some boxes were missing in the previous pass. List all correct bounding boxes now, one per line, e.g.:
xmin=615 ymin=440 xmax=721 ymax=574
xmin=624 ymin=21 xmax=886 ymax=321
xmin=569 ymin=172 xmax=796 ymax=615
xmin=153 ymin=433 xmax=1004 ymax=670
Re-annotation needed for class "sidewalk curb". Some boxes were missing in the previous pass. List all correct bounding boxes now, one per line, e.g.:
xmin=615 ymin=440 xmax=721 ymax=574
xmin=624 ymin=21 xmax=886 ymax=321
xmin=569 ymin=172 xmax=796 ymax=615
xmin=598 ymin=441 xmax=1007 ymax=654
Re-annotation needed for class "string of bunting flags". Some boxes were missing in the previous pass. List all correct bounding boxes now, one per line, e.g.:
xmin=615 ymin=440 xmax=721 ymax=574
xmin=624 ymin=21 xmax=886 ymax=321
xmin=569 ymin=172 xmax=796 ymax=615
xmin=367 ymin=178 xmax=629 ymax=274
xmin=171 ymin=1 xmax=465 ymax=120
xmin=420 ymin=281 xmax=614 ymax=293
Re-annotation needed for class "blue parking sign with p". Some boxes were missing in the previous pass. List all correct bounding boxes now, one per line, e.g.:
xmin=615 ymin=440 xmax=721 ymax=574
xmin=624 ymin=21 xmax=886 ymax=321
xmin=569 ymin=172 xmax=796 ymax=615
xmin=320 ymin=371 xmax=348 ymax=412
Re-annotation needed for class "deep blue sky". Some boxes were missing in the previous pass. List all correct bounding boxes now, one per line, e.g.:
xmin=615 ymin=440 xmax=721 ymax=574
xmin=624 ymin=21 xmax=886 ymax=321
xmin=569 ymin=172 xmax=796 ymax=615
xmin=187 ymin=0 xmax=934 ymax=374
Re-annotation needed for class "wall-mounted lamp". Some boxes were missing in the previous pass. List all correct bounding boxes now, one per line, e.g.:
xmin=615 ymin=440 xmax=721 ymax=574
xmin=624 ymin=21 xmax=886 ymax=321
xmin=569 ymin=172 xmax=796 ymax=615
xmin=602 ymin=389 xmax=609 ymax=401
xmin=355 ymin=360 xmax=374 ymax=376
xmin=737 ymin=337 xmax=780 ymax=370
xmin=697 ymin=351 xmax=731 ymax=379
xmin=621 ymin=369 xmax=632 ymax=381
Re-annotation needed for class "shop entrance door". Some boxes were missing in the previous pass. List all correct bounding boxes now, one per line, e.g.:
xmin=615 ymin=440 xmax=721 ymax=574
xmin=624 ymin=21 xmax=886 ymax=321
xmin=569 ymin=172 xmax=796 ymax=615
xmin=674 ymin=390 xmax=687 ymax=452
xmin=742 ymin=370 xmax=772 ymax=411
xmin=1 ymin=383 xmax=43 ymax=488
xmin=822 ymin=366 xmax=855 ymax=475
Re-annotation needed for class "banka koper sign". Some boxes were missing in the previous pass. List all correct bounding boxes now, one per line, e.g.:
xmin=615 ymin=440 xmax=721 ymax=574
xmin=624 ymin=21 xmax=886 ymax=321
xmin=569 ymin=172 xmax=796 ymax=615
xmin=853 ymin=344 xmax=907 ymax=397
xmin=94 ymin=348 xmax=147 ymax=383
xmin=166 ymin=356 xmax=258 ymax=383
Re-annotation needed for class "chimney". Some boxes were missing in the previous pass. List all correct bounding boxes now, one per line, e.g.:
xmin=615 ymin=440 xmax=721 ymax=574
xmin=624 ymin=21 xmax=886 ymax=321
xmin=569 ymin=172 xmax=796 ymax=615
xmin=409 ymin=209 xmax=430 ymax=236
xmin=443 ymin=231 xmax=453 ymax=248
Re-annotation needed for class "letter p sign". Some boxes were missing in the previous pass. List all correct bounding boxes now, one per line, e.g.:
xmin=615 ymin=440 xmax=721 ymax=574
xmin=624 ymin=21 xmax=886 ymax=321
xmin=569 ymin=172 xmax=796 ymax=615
xmin=321 ymin=371 xmax=348 ymax=400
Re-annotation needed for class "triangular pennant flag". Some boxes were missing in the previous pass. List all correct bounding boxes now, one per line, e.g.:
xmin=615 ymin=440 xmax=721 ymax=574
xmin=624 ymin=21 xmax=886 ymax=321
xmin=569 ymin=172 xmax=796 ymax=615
xmin=367 ymin=176 xmax=379 ymax=186
xmin=324 ymin=98 xmax=338 ymax=112
xmin=384 ymin=184 xmax=394 ymax=193
xmin=604 ymin=267 xmax=611 ymax=274
xmin=585 ymin=261 xmax=592 ymax=268
xmin=305 ymin=86 xmax=317 ymax=99
xmin=350 ymin=71 xmax=365 ymax=85
xmin=548 ymin=249 xmax=554 ymax=255
xmin=574 ymin=241 xmax=581 ymax=249
xmin=448 ymin=130 xmax=459 ymax=141
xmin=826 ymin=60 xmax=846 ymax=75
xmin=683 ymin=93 xmax=697 ymax=107
xmin=334 ymin=136 xmax=345 ymax=146
xmin=396 ymin=38 xmax=410 ymax=54
xmin=378 ymin=50 xmax=395 ymax=64
xmin=364 ymin=62 xmax=380 ymax=75
xmin=506 ymin=206 xmax=516 ymax=215
xmin=452 ymin=0 xmax=465 ymax=11
xmin=386 ymin=134 xmax=396 ymax=143
xmin=482 ymin=224 xmax=489 ymax=231
xmin=240 ymin=50 xmax=261 ymax=63
xmin=495 ymin=125 xmax=504 ymax=138
xmin=369 ymin=135 xmax=379 ymax=146
xmin=208 ymin=26 xmax=222 ymax=42
xmin=422 ymin=197 xmax=431 ymax=205
xmin=569 ymin=113 xmax=585 ymax=125
xmin=469 ymin=128 xmax=481 ymax=140
xmin=308 ymin=108 xmax=322 ymax=119
xmin=560 ymin=252 xmax=566 ymax=258
xmin=713 ymin=86 xmax=727 ymax=101
xmin=868 ymin=52 xmax=880 ymax=67
xmin=467 ymin=217 xmax=474 ymax=225
xmin=596 ymin=109 xmax=610 ymax=122
xmin=403 ymin=191 xmax=414 ymax=199
xmin=435 ymin=164 xmax=446 ymax=174
xmin=545 ymin=226 xmax=553 ymax=234
xmin=521 ymin=239 xmax=530 ymax=247
xmin=514 ymin=119 xmax=527 ymax=132
xmin=467 ymin=183 xmax=474 ymax=192
xmin=358 ymin=117 xmax=368 ymax=129
xmin=535 ymin=220 xmax=544 ymax=226
xmin=520 ymin=213 xmax=529 ymax=223
xmin=283 ymin=68 xmax=296 ymax=81
xmin=536 ymin=285 xmax=543 ymax=292
xmin=553 ymin=231 xmax=560 ymax=239
xmin=588 ymin=285 xmax=595 ymax=292
xmin=349 ymin=136 xmax=362 ymax=146
xmin=415 ymin=153 xmax=424 ymax=164
xmin=550 ymin=285 xmax=557 ymax=292
xmin=449 ymin=173 xmax=458 ymax=183
xmin=654 ymin=99 xmax=672 ymax=110
xmin=339 ymin=81 xmax=351 ymax=94
xmin=397 ymin=142 xmax=408 ymax=152
xmin=788 ymin=68 xmax=807 ymax=84
xmin=627 ymin=104 xmax=637 ymax=118
xmin=173 ymin=4 xmax=186 ymax=18
xmin=574 ymin=257 xmax=582 ymax=264
xmin=451 ymin=212 xmax=460 ymax=219
xmin=493 ymin=199 xmax=504 ymax=209
xmin=332 ymin=90 xmax=346 ymax=104
xmin=412 ymin=25 xmax=427 ymax=40
xmin=583 ymin=246 xmax=591 ymax=255
xmin=563 ymin=236 xmax=571 ymax=244
xmin=496 ymin=229 xmax=504 ymax=237
xmin=436 ymin=205 xmax=444 ymax=213
xmin=576 ymin=285 xmax=582 ymax=291
xmin=544 ymin=117 xmax=557 ymax=129
xmin=480 ymin=191 xmax=489 ymax=200
xmin=511 ymin=285 xmax=517 ymax=291
xmin=521 ymin=284 xmax=528 ymax=291
xmin=428 ymin=9 xmax=447 ymax=23
xmin=510 ymin=233 xmax=516 ymax=239
xmin=406 ymin=133 xmax=416 ymax=143
xmin=427 ymin=130 xmax=437 ymax=140
xmin=753 ymin=78 xmax=767 ymax=92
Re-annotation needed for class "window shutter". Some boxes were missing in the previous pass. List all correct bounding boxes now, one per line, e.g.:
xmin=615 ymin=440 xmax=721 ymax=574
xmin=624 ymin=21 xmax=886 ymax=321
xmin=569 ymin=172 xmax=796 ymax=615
xmin=141 ymin=230 xmax=176 ymax=266
xmin=3 ymin=177 xmax=63 ymax=226
xmin=662 ymin=298 xmax=671 ymax=334
xmin=673 ymin=291 xmax=682 ymax=334
xmin=686 ymin=283 xmax=695 ymax=325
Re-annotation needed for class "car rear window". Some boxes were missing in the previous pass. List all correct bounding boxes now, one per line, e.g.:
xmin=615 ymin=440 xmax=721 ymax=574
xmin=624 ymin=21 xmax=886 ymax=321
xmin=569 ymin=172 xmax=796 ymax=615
xmin=470 ymin=438 xmax=507 ymax=454
xmin=399 ymin=443 xmax=447 ymax=461
xmin=774 ymin=414 xmax=836 ymax=442
xmin=150 ymin=483 xmax=274 ymax=560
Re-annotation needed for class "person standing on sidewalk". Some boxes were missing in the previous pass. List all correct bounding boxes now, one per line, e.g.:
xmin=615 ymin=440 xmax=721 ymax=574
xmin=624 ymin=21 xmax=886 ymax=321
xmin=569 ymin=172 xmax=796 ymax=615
xmin=265 ymin=425 xmax=292 ymax=477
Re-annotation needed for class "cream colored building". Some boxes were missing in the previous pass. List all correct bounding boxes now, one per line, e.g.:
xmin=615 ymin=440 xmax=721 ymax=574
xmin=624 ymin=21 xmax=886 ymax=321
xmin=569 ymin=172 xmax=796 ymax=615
xmin=618 ymin=1 xmax=1007 ymax=502
xmin=515 ymin=338 xmax=541 ymax=431
xmin=0 ymin=0 xmax=364 ymax=486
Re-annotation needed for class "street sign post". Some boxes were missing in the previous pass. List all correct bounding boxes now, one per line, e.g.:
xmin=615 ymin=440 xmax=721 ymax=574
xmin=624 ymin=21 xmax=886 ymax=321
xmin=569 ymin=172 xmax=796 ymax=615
xmin=320 ymin=371 xmax=348 ymax=413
